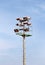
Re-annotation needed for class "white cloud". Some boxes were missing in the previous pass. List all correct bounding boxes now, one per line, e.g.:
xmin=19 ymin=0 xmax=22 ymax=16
xmin=0 ymin=39 xmax=11 ymax=50
xmin=31 ymin=8 xmax=40 ymax=14
xmin=0 ymin=36 xmax=22 ymax=50
xmin=37 ymin=3 xmax=45 ymax=10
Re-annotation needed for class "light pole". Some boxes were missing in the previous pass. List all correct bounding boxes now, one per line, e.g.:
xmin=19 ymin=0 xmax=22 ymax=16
xmin=14 ymin=16 xmax=32 ymax=65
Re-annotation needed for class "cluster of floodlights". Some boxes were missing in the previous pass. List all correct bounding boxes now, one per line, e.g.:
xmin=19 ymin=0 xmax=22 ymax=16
xmin=14 ymin=16 xmax=32 ymax=37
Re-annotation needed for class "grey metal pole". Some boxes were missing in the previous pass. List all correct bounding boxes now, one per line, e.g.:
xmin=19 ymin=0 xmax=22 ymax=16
xmin=14 ymin=16 xmax=32 ymax=65
xmin=23 ymin=36 xmax=26 ymax=65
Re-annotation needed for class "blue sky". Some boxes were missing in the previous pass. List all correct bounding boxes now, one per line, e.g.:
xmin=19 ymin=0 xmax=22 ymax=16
xmin=0 ymin=0 xmax=45 ymax=65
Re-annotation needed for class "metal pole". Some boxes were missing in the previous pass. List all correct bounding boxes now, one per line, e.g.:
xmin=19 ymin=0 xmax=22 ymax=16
xmin=14 ymin=16 xmax=32 ymax=65
xmin=23 ymin=36 xmax=26 ymax=65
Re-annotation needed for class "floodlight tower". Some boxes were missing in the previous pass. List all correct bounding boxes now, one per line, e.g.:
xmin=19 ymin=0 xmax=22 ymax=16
xmin=14 ymin=16 xmax=32 ymax=65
